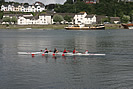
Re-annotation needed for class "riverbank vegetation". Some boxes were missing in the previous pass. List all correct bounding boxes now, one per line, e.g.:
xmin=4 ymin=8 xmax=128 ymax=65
xmin=55 ymin=0 xmax=133 ymax=23
xmin=0 ymin=24 xmax=122 ymax=30
xmin=0 ymin=24 xmax=68 ymax=30
xmin=1 ymin=0 xmax=133 ymax=23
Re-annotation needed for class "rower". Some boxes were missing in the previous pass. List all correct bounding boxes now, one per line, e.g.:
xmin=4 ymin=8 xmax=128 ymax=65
xmin=63 ymin=48 xmax=68 ymax=53
xmin=53 ymin=48 xmax=58 ymax=53
xmin=73 ymin=48 xmax=78 ymax=54
xmin=44 ymin=48 xmax=49 ymax=53
xmin=85 ymin=50 xmax=88 ymax=54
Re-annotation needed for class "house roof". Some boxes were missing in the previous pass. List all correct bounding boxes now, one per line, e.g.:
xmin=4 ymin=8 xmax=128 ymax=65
xmin=34 ymin=1 xmax=45 ymax=6
xmin=4 ymin=4 xmax=8 ymax=7
xmin=110 ymin=17 xmax=120 ymax=21
xmin=24 ymin=5 xmax=29 ymax=8
xmin=24 ymin=16 xmax=33 ymax=19
xmin=4 ymin=14 xmax=23 ymax=17
xmin=23 ymin=15 xmax=39 ymax=20
xmin=31 ymin=16 xmax=39 ymax=20
xmin=96 ymin=15 xmax=108 ymax=24
xmin=77 ymin=12 xmax=85 ymax=15
xmin=40 ymin=13 xmax=51 ymax=16
xmin=85 ymin=15 xmax=94 ymax=18
xmin=53 ymin=13 xmax=75 ymax=18
xmin=14 ymin=4 xmax=19 ymax=7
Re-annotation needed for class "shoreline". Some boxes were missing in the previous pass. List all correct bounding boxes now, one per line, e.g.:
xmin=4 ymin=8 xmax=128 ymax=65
xmin=0 ymin=24 xmax=123 ymax=30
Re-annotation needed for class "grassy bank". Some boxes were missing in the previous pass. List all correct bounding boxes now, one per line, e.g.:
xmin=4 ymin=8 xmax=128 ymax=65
xmin=0 ymin=24 xmax=68 ymax=30
xmin=0 ymin=24 xmax=123 ymax=30
xmin=104 ymin=24 xmax=123 ymax=29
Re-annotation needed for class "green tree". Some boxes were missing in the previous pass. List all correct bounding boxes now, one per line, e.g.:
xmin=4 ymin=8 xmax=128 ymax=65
xmin=2 ymin=17 xmax=11 ymax=24
xmin=11 ymin=16 xmax=17 ymax=24
xmin=54 ymin=0 xmax=133 ymax=22
xmin=24 ymin=3 xmax=29 ymax=6
xmin=101 ymin=17 xmax=110 ymax=23
xmin=121 ymin=15 xmax=130 ymax=23
xmin=0 ymin=0 xmax=5 ymax=3
xmin=64 ymin=15 xmax=72 ymax=22
xmin=0 ymin=11 xmax=3 ymax=19
xmin=3 ymin=17 xmax=11 ymax=22
xmin=129 ymin=10 xmax=133 ymax=22
xmin=53 ymin=14 xmax=64 ymax=24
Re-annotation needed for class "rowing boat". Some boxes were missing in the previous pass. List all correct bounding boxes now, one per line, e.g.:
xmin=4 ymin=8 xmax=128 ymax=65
xmin=17 ymin=52 xmax=106 ymax=56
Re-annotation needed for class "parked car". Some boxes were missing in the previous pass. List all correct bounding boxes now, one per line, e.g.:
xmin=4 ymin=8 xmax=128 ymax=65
xmin=104 ymin=22 xmax=110 ymax=24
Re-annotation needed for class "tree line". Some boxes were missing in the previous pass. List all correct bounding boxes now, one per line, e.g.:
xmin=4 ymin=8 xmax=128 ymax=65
xmin=0 ymin=0 xmax=133 ymax=23
xmin=54 ymin=0 xmax=133 ymax=22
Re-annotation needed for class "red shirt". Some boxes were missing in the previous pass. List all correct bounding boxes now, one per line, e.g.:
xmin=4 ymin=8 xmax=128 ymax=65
xmin=63 ymin=49 xmax=67 ymax=53
xmin=73 ymin=50 xmax=76 ymax=53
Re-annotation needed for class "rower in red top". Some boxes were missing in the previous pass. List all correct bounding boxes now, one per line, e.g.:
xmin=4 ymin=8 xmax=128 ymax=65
xmin=63 ymin=48 xmax=68 ymax=53
xmin=73 ymin=48 xmax=78 ymax=54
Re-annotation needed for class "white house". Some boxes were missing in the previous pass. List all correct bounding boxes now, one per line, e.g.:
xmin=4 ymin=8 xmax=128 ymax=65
xmin=17 ymin=14 xmax=52 ymax=25
xmin=28 ymin=5 xmax=32 ymax=12
xmin=8 ymin=4 xmax=13 ymax=11
xmin=18 ymin=14 xmax=35 ymax=25
xmin=74 ymin=12 xmax=87 ymax=24
xmin=31 ymin=5 xmax=36 ymax=12
xmin=38 ymin=14 xmax=52 ymax=24
xmin=74 ymin=12 xmax=96 ymax=24
xmin=36 ymin=5 xmax=45 ymax=12
xmin=1 ymin=1 xmax=45 ymax=12
xmin=85 ymin=15 xmax=96 ymax=24
xmin=1 ymin=5 xmax=8 ymax=11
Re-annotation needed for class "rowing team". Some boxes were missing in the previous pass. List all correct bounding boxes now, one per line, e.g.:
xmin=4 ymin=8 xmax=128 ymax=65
xmin=42 ymin=48 xmax=88 ymax=54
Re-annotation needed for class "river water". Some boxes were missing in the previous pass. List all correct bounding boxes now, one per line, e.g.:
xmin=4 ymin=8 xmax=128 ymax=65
xmin=0 ymin=29 xmax=133 ymax=89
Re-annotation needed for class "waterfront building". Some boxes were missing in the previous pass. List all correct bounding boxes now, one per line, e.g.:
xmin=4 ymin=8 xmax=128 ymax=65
xmin=17 ymin=14 xmax=52 ymax=25
xmin=74 ymin=12 xmax=96 ymax=25
xmin=110 ymin=17 xmax=120 ymax=24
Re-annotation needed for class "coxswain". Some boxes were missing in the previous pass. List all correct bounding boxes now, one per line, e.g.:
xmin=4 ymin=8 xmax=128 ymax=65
xmin=54 ymin=48 xmax=58 ymax=53
xmin=85 ymin=50 xmax=88 ymax=54
xmin=73 ymin=48 xmax=78 ymax=54
xmin=44 ymin=48 xmax=49 ymax=53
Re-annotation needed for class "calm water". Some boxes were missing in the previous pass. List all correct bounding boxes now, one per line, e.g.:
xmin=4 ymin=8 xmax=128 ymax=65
xmin=0 ymin=29 xmax=133 ymax=89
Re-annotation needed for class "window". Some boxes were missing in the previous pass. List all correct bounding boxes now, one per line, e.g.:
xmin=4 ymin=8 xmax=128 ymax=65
xmin=78 ymin=21 xmax=81 ymax=23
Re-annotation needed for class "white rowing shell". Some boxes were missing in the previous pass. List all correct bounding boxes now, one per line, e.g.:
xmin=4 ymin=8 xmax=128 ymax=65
xmin=17 ymin=52 xmax=105 ymax=56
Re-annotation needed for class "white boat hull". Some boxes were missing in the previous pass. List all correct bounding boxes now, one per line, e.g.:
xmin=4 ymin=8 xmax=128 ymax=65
xmin=17 ymin=52 xmax=106 ymax=56
xmin=128 ymin=26 xmax=133 ymax=29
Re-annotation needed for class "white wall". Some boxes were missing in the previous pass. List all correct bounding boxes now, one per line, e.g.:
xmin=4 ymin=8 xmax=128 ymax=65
xmin=74 ymin=12 xmax=96 ymax=25
xmin=18 ymin=15 xmax=52 ymax=25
